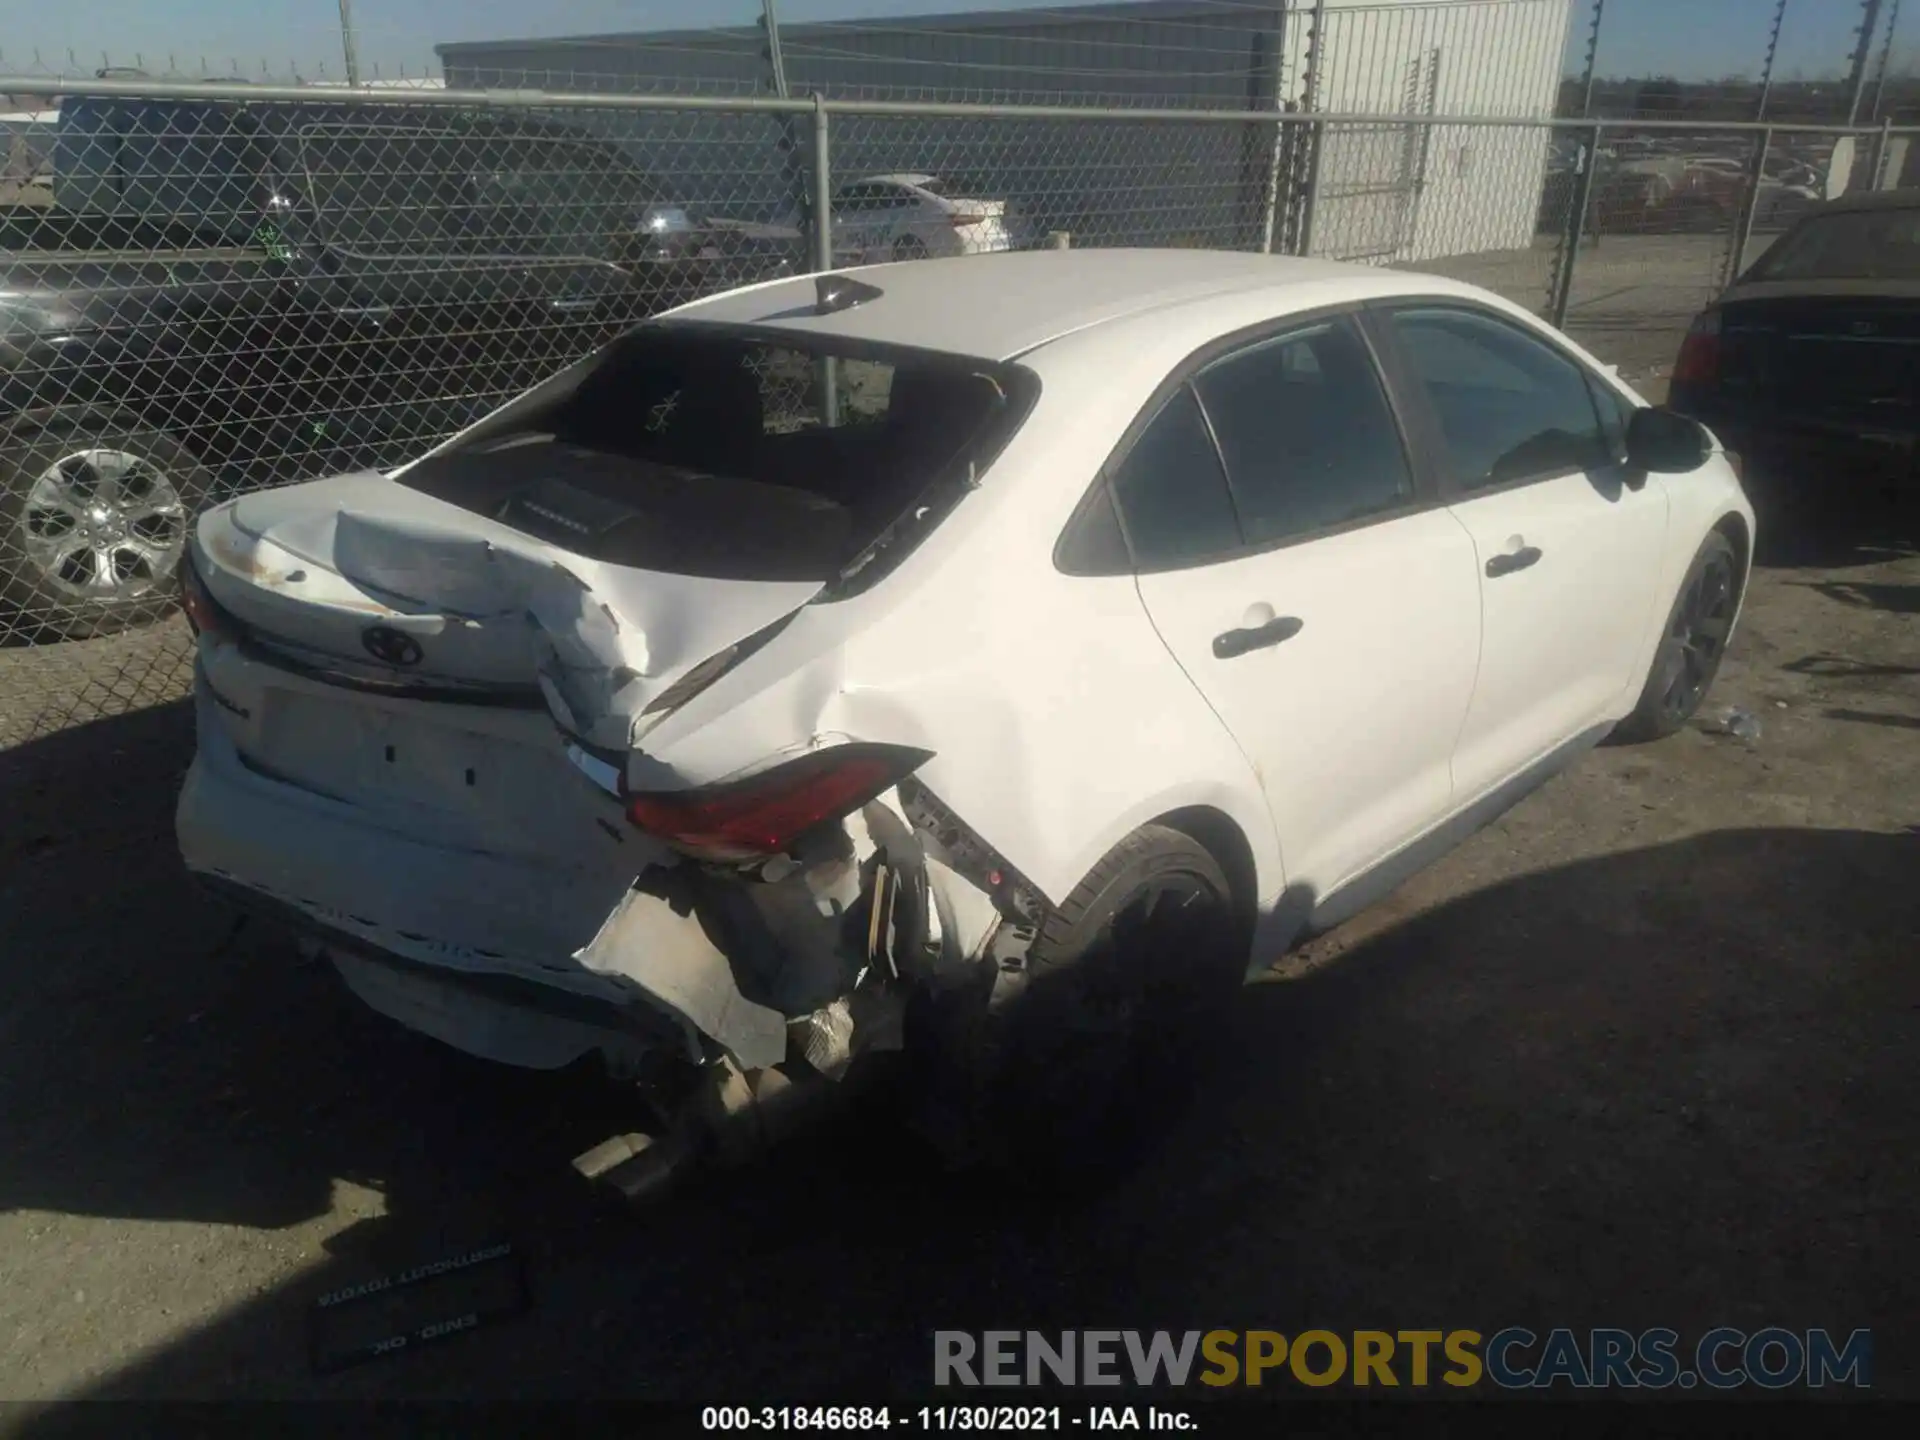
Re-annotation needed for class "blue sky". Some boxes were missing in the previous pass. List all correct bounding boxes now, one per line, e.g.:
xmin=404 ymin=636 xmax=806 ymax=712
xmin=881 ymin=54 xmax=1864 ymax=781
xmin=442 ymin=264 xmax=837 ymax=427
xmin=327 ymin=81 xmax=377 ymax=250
xmin=0 ymin=1 xmax=1894 ymax=85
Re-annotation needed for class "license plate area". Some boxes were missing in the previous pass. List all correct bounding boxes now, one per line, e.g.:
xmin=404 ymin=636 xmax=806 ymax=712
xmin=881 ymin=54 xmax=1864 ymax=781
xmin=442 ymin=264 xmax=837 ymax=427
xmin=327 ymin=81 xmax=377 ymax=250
xmin=250 ymin=687 xmax=607 ymax=854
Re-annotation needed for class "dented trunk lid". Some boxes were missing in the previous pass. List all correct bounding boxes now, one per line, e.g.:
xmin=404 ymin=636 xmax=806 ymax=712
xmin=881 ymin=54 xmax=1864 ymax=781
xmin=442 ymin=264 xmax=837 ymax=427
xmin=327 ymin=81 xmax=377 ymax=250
xmin=192 ymin=458 xmax=826 ymax=752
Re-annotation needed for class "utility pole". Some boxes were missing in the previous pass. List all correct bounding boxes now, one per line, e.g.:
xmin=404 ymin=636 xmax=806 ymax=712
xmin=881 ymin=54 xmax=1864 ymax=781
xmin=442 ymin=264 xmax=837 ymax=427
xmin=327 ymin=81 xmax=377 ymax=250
xmin=760 ymin=0 xmax=812 ymax=251
xmin=1846 ymin=0 xmax=1887 ymax=125
xmin=337 ymin=0 xmax=362 ymax=85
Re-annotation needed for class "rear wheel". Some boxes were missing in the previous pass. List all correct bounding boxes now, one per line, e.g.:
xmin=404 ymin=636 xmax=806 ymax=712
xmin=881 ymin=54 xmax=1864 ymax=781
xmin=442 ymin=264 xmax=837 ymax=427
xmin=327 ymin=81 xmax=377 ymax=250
xmin=981 ymin=825 xmax=1245 ymax=1184
xmin=892 ymin=233 xmax=929 ymax=261
xmin=0 ymin=423 xmax=212 ymax=642
xmin=1614 ymin=530 xmax=1740 ymax=742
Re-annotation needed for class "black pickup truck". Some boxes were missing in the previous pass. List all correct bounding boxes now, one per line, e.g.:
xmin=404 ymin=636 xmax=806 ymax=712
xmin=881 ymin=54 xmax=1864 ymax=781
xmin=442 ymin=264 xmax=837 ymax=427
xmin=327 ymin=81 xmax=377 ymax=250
xmin=1 ymin=95 xmax=799 ymax=638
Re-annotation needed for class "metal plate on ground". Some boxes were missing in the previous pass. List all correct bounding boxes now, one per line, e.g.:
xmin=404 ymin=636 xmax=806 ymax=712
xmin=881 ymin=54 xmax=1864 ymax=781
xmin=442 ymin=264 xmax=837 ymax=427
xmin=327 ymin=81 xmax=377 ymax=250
xmin=306 ymin=1239 xmax=531 ymax=1373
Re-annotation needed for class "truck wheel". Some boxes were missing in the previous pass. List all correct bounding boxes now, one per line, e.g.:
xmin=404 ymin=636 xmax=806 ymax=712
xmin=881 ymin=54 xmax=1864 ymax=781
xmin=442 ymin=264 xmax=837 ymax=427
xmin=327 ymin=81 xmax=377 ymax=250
xmin=982 ymin=825 xmax=1244 ymax=1186
xmin=0 ymin=424 xmax=212 ymax=642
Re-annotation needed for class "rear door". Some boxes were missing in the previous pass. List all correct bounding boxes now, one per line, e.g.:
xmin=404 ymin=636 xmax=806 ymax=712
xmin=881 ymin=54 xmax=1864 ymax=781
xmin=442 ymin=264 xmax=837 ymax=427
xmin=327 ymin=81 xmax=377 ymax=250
xmin=1373 ymin=303 xmax=1670 ymax=801
xmin=1116 ymin=314 xmax=1482 ymax=901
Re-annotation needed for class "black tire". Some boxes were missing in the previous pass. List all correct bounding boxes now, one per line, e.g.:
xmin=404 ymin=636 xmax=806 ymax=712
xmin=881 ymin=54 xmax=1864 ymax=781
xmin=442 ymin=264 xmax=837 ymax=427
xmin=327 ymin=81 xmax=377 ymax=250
xmin=980 ymin=825 xmax=1245 ymax=1185
xmin=1613 ymin=529 xmax=1740 ymax=743
xmin=0 ymin=422 xmax=213 ymax=643
xmin=891 ymin=233 xmax=929 ymax=261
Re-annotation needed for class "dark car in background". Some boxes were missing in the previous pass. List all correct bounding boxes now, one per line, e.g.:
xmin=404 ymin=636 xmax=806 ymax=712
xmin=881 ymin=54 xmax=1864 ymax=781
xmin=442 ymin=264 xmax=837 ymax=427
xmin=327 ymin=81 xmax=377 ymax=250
xmin=1 ymin=95 xmax=797 ymax=638
xmin=1668 ymin=188 xmax=1920 ymax=517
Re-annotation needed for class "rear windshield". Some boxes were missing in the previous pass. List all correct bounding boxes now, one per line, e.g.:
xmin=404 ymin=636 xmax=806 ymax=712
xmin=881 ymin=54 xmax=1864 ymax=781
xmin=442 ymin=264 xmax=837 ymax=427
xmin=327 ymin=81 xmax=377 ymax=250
xmin=1749 ymin=207 xmax=1920 ymax=282
xmin=398 ymin=328 xmax=1025 ymax=584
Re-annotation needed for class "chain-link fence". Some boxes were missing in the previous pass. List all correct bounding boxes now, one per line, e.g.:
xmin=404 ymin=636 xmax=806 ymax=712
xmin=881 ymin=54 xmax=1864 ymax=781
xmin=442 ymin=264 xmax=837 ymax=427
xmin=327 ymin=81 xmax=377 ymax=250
xmin=0 ymin=71 xmax=1912 ymax=764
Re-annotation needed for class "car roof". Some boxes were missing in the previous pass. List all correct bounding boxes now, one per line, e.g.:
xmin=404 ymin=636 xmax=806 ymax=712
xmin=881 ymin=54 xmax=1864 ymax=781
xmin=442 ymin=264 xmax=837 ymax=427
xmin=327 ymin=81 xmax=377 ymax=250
xmin=668 ymin=248 xmax=1446 ymax=361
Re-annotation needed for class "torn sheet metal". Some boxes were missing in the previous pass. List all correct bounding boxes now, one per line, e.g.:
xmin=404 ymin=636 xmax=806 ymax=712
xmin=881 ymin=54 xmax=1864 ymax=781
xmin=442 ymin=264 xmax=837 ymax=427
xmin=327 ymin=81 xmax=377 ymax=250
xmin=573 ymin=886 xmax=788 ymax=1070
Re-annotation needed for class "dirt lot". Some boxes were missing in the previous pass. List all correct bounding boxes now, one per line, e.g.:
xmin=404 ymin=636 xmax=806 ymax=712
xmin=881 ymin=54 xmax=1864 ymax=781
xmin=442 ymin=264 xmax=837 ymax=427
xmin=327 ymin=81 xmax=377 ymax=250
xmin=0 ymin=494 xmax=1915 ymax=1402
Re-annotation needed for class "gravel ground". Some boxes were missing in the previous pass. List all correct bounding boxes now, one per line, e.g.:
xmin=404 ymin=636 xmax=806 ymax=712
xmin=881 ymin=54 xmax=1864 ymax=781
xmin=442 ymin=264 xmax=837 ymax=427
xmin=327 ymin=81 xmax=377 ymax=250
xmin=0 ymin=496 xmax=1915 ymax=1403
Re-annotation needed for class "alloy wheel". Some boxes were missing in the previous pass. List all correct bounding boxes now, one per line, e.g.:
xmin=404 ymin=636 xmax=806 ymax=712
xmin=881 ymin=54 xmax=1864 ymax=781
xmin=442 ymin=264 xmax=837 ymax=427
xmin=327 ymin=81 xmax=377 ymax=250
xmin=1658 ymin=549 xmax=1736 ymax=722
xmin=19 ymin=448 xmax=189 ymax=603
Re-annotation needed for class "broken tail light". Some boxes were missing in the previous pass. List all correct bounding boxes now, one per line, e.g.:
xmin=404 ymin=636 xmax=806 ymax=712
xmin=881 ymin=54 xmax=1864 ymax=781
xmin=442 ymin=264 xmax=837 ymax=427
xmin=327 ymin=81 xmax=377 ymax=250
xmin=625 ymin=743 xmax=933 ymax=862
xmin=1673 ymin=307 xmax=1722 ymax=386
xmin=178 ymin=549 xmax=235 ymax=642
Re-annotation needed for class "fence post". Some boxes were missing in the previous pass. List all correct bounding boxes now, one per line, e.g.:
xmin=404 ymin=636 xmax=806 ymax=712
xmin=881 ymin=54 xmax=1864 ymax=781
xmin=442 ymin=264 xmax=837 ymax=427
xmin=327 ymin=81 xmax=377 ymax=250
xmin=810 ymin=93 xmax=833 ymax=275
xmin=1296 ymin=119 xmax=1326 ymax=258
xmin=810 ymin=93 xmax=839 ymax=426
xmin=1725 ymin=125 xmax=1773 ymax=289
xmin=1872 ymin=114 xmax=1896 ymax=189
xmin=1549 ymin=123 xmax=1602 ymax=329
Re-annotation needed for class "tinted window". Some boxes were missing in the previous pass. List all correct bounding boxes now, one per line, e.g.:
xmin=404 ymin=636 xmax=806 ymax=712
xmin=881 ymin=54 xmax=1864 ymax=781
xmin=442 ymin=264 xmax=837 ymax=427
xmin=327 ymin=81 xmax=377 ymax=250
xmin=1109 ymin=386 xmax=1241 ymax=568
xmin=1389 ymin=308 xmax=1609 ymax=490
xmin=1750 ymin=207 xmax=1920 ymax=281
xmin=1587 ymin=372 xmax=1632 ymax=460
xmin=1190 ymin=319 xmax=1413 ymax=545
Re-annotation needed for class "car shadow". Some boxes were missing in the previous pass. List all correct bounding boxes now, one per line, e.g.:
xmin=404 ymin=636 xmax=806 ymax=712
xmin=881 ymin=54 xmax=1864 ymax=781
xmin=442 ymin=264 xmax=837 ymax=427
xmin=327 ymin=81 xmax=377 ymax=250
xmin=1749 ymin=487 xmax=1919 ymax=571
xmin=3 ymin=702 xmax=1914 ymax=1402
xmin=1800 ymin=581 xmax=1920 ymax=617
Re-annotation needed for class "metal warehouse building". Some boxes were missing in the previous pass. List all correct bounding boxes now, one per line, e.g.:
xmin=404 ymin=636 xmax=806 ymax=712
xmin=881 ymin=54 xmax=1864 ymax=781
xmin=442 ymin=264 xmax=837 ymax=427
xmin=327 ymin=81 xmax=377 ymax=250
xmin=438 ymin=0 xmax=1570 ymax=264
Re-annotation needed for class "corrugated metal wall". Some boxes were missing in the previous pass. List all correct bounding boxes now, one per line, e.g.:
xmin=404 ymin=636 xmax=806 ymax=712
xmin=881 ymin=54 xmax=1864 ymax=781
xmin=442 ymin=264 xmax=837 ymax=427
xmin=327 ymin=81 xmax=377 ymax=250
xmin=438 ymin=0 xmax=1567 ymax=260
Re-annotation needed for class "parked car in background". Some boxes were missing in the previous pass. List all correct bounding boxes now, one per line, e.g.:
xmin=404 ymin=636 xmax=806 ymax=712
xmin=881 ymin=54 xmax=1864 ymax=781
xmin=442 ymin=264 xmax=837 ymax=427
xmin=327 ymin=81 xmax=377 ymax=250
xmin=1669 ymin=188 xmax=1920 ymax=512
xmin=780 ymin=173 xmax=1028 ymax=263
xmin=175 ymin=250 xmax=1753 ymax=1190
xmin=1 ymin=96 xmax=792 ymax=639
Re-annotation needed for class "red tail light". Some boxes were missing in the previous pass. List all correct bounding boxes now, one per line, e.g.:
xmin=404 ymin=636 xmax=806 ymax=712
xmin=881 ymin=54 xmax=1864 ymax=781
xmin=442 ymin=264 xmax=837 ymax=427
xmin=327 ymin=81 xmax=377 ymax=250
xmin=1673 ymin=308 xmax=1722 ymax=385
xmin=178 ymin=550 xmax=234 ymax=641
xmin=948 ymin=211 xmax=989 ymax=228
xmin=625 ymin=743 xmax=934 ymax=861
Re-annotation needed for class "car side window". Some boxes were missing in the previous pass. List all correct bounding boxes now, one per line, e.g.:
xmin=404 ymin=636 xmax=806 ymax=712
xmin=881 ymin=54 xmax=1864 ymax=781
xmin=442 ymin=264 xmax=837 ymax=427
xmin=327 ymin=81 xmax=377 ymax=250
xmin=1108 ymin=385 xmax=1242 ymax=569
xmin=1387 ymin=307 xmax=1611 ymax=491
xmin=1586 ymin=371 xmax=1633 ymax=461
xmin=1189 ymin=318 xmax=1414 ymax=546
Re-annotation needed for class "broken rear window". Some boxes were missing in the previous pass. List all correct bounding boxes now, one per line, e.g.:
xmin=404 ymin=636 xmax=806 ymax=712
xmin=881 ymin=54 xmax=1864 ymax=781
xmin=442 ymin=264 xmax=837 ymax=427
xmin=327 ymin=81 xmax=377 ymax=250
xmin=397 ymin=328 xmax=1029 ymax=585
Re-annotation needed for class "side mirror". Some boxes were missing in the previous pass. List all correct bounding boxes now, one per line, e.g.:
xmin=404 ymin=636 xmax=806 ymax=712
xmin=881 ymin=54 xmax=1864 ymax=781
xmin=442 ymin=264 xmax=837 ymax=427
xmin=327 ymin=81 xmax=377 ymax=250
xmin=1625 ymin=405 xmax=1713 ymax=473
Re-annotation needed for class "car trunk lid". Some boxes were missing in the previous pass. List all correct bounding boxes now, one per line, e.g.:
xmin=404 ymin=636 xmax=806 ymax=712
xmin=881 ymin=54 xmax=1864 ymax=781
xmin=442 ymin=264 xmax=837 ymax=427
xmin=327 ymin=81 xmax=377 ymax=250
xmin=1716 ymin=286 xmax=1920 ymax=431
xmin=193 ymin=464 xmax=825 ymax=754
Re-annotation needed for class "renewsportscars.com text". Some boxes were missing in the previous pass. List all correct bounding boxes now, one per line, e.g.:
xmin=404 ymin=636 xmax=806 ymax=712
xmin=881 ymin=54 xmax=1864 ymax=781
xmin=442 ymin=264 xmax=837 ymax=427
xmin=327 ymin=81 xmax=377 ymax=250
xmin=933 ymin=1328 xmax=1872 ymax=1390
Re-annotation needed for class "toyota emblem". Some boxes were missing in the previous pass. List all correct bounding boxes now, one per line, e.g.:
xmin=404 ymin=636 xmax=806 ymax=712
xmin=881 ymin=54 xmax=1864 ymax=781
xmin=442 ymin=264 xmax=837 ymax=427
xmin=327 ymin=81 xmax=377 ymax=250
xmin=362 ymin=625 xmax=423 ymax=667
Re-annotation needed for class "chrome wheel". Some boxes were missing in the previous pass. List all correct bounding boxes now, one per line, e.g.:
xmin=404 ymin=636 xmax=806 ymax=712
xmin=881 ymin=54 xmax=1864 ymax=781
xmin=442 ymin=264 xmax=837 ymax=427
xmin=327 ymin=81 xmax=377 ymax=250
xmin=19 ymin=448 xmax=188 ymax=603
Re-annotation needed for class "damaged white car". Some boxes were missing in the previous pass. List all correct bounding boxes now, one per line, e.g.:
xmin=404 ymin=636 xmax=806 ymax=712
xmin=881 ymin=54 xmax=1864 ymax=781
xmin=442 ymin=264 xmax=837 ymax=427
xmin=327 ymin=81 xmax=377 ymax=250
xmin=176 ymin=249 xmax=1754 ymax=1191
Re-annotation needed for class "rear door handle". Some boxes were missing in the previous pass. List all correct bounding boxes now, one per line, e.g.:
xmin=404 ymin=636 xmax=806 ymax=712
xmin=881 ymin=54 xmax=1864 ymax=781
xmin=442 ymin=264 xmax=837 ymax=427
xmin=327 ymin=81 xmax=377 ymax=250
xmin=1485 ymin=545 xmax=1543 ymax=578
xmin=1212 ymin=615 xmax=1304 ymax=659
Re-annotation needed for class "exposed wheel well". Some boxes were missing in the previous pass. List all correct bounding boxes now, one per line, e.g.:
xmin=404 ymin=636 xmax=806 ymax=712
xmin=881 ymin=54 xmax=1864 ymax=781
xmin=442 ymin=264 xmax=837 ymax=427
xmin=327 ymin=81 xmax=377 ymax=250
xmin=1155 ymin=805 xmax=1259 ymax=931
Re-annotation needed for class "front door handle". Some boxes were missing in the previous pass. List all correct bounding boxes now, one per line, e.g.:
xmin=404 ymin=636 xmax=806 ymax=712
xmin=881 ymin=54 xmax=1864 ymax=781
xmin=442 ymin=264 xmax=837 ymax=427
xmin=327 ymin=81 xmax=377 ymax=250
xmin=1213 ymin=615 xmax=1304 ymax=660
xmin=1485 ymin=545 xmax=1543 ymax=578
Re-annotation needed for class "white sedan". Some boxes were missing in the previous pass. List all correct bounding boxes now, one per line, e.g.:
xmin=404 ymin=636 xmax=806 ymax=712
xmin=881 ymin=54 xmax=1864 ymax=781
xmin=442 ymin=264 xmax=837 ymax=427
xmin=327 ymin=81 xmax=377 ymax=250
xmin=175 ymin=250 xmax=1753 ymax=1188
xmin=819 ymin=172 xmax=1024 ymax=262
